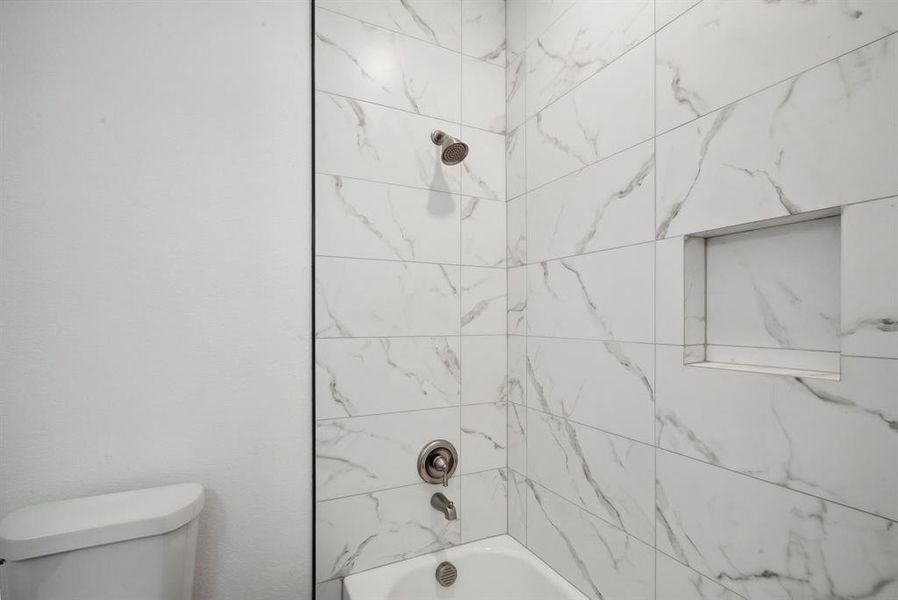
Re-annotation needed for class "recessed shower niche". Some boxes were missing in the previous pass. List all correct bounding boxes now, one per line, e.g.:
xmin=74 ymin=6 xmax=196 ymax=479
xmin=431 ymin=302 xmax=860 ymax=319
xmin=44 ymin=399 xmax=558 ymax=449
xmin=683 ymin=211 xmax=842 ymax=379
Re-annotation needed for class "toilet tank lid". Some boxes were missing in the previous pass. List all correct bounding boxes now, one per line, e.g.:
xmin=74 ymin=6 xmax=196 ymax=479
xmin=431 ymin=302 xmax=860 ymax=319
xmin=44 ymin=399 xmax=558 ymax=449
xmin=0 ymin=483 xmax=204 ymax=561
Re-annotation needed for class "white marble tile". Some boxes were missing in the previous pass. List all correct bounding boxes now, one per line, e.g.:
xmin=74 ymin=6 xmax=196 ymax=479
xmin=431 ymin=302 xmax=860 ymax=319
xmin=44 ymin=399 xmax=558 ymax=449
xmin=655 ymin=237 xmax=686 ymax=346
xmin=525 ymin=0 xmax=653 ymax=118
xmin=656 ymin=345 xmax=898 ymax=520
xmin=507 ymin=401 xmax=527 ymax=474
xmin=655 ymin=553 xmax=743 ymax=600
xmin=461 ymin=401 xmax=507 ymax=473
xmin=525 ymin=39 xmax=654 ymax=192
xmin=705 ymin=217 xmax=841 ymax=352
xmin=526 ymin=480 xmax=655 ymax=600
xmin=506 ymin=195 xmax=526 ymax=266
xmin=316 ymin=337 xmax=461 ymax=419
xmin=842 ymin=197 xmax=898 ymax=359
xmin=525 ymin=0 xmax=576 ymax=49
xmin=657 ymin=0 xmax=898 ymax=133
xmin=315 ymin=8 xmax=461 ymax=121
xmin=315 ymin=578 xmax=342 ymax=600
xmin=655 ymin=0 xmax=700 ymax=31
xmin=506 ymin=122 xmax=526 ymax=199
xmin=527 ymin=141 xmax=654 ymax=262
xmin=527 ymin=337 xmax=654 ymax=444
xmin=461 ymin=126 xmax=506 ymax=201
xmin=527 ymin=409 xmax=654 ymax=544
xmin=656 ymin=35 xmax=898 ymax=238
xmin=506 ymin=0 xmax=526 ymax=64
xmin=527 ymin=243 xmax=654 ymax=342
xmin=462 ymin=57 xmax=505 ymax=133
xmin=508 ymin=335 xmax=527 ymax=405
xmin=461 ymin=266 xmax=506 ymax=334
xmin=460 ymin=468 xmax=508 ymax=542
xmin=461 ymin=335 xmax=507 ymax=405
xmin=316 ymin=479 xmax=460 ymax=581
xmin=461 ymin=197 xmax=505 ymax=267
xmin=462 ymin=0 xmax=505 ymax=65
xmin=656 ymin=450 xmax=898 ymax=600
xmin=507 ymin=266 xmax=527 ymax=336
xmin=317 ymin=0 xmax=462 ymax=51
xmin=507 ymin=469 xmax=527 ymax=544
xmin=506 ymin=55 xmax=526 ymax=134
xmin=316 ymin=407 xmax=460 ymax=500
xmin=316 ymin=175 xmax=459 ymax=263
xmin=316 ymin=92 xmax=462 ymax=193
xmin=315 ymin=257 xmax=459 ymax=337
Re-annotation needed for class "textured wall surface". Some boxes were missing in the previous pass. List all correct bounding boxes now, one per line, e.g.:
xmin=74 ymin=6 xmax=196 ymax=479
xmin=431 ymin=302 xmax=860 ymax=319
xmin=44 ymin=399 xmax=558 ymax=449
xmin=507 ymin=1 xmax=898 ymax=599
xmin=312 ymin=1 xmax=508 ymax=596
xmin=0 ymin=3 xmax=313 ymax=599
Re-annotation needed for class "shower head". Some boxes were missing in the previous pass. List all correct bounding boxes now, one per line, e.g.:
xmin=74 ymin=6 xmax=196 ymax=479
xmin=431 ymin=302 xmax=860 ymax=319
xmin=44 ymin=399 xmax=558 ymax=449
xmin=431 ymin=130 xmax=469 ymax=165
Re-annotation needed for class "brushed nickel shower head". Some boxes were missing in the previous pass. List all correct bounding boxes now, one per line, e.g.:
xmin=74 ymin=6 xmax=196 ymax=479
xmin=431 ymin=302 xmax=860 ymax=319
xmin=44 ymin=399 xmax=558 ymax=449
xmin=431 ymin=130 xmax=469 ymax=165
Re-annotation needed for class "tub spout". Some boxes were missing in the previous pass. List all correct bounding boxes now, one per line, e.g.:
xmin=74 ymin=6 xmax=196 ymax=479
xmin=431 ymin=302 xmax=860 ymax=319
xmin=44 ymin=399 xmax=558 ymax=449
xmin=431 ymin=492 xmax=457 ymax=520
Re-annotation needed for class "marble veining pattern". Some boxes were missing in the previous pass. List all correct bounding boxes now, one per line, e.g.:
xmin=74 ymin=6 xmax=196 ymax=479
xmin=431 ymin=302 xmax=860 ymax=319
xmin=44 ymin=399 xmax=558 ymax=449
xmin=317 ymin=0 xmax=462 ymax=51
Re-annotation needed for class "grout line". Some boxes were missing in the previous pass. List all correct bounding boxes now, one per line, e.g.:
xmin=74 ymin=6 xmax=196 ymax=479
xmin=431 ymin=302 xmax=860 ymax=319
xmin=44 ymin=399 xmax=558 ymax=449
xmin=317 ymin=399 xmax=507 ymax=423
xmin=654 ymin=547 xmax=750 ymax=600
xmin=316 ymin=466 xmax=503 ymax=505
xmin=652 ymin=11 xmax=659 ymax=600
xmin=314 ymin=170 xmax=508 ymax=203
xmin=315 ymin=253 xmax=506 ymax=269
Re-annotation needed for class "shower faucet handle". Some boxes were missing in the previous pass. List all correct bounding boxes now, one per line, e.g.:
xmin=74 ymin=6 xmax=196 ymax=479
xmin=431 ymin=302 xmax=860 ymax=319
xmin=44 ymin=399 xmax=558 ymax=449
xmin=432 ymin=455 xmax=449 ymax=486
xmin=417 ymin=440 xmax=458 ymax=487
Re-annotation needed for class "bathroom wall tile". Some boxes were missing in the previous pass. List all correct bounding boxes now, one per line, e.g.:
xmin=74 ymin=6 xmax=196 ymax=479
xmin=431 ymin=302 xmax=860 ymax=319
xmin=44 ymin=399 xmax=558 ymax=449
xmin=317 ymin=0 xmax=462 ymax=51
xmin=705 ymin=217 xmax=841 ymax=352
xmin=508 ymin=335 xmax=526 ymax=405
xmin=506 ymin=122 xmax=525 ymax=199
xmin=316 ymin=407 xmax=460 ymax=499
xmin=526 ymin=480 xmax=655 ymax=600
xmin=507 ymin=401 xmax=526 ymax=473
xmin=525 ymin=0 xmax=576 ymax=49
xmin=525 ymin=0 xmax=653 ymax=118
xmin=316 ymin=92 xmax=462 ymax=193
xmin=316 ymin=175 xmax=460 ymax=264
xmin=461 ymin=335 xmax=507 ymax=405
xmin=460 ymin=468 xmax=508 ymax=543
xmin=655 ymin=553 xmax=743 ymax=600
xmin=461 ymin=0 xmax=505 ymax=65
xmin=656 ymin=35 xmax=898 ymax=238
xmin=461 ymin=126 xmax=506 ymax=201
xmin=507 ymin=469 xmax=527 ymax=544
xmin=316 ymin=479 xmax=461 ymax=581
xmin=527 ymin=409 xmax=654 ymax=544
xmin=505 ymin=0 xmax=526 ymax=65
xmin=315 ymin=257 xmax=459 ymax=337
xmin=461 ymin=266 xmax=506 ymax=334
xmin=462 ymin=57 xmax=505 ymax=133
xmin=655 ymin=236 xmax=706 ymax=346
xmin=315 ymin=8 xmax=461 ymax=121
xmin=654 ymin=0 xmax=700 ymax=31
xmin=507 ymin=266 xmax=527 ymax=335
xmin=315 ymin=578 xmax=342 ymax=600
xmin=461 ymin=197 xmax=505 ymax=267
xmin=841 ymin=197 xmax=898 ymax=359
xmin=656 ymin=345 xmax=898 ymax=521
xmin=526 ymin=141 xmax=654 ymax=262
xmin=525 ymin=40 xmax=654 ymax=192
xmin=506 ymin=195 xmax=526 ymax=266
xmin=527 ymin=243 xmax=654 ymax=343
xmin=655 ymin=450 xmax=898 ymax=600
xmin=656 ymin=0 xmax=898 ymax=133
xmin=316 ymin=337 xmax=461 ymax=419
xmin=527 ymin=337 xmax=654 ymax=444
xmin=461 ymin=401 xmax=507 ymax=473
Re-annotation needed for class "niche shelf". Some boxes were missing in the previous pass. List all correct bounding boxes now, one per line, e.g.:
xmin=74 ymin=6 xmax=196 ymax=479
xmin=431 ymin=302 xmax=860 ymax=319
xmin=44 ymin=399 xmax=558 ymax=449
xmin=683 ymin=209 xmax=842 ymax=380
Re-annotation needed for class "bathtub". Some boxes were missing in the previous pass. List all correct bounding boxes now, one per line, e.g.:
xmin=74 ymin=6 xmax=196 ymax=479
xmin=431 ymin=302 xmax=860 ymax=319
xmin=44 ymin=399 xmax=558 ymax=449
xmin=342 ymin=535 xmax=588 ymax=600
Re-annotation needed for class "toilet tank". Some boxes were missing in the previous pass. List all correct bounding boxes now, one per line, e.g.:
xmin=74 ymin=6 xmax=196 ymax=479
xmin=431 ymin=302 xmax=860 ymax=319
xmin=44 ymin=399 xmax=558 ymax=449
xmin=0 ymin=483 xmax=204 ymax=600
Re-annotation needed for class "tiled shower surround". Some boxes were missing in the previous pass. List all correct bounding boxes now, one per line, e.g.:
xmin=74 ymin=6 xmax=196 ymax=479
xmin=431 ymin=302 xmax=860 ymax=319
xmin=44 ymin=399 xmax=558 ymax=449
xmin=315 ymin=1 xmax=898 ymax=599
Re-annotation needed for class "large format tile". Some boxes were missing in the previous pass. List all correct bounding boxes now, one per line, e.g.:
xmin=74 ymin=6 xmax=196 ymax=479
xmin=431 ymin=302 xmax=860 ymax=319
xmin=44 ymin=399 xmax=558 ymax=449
xmin=527 ymin=243 xmax=654 ymax=342
xmin=316 ymin=92 xmax=462 ymax=193
xmin=526 ymin=39 xmax=654 ymax=192
xmin=461 ymin=335 xmax=507 ymax=405
xmin=462 ymin=56 xmax=505 ymax=133
xmin=656 ymin=345 xmax=898 ymax=520
xmin=315 ymin=175 xmax=459 ymax=263
xmin=656 ymin=451 xmax=898 ymax=600
xmin=461 ymin=266 xmax=506 ymax=334
xmin=461 ymin=126 xmax=506 ymax=200
xmin=524 ymin=0 xmax=576 ymax=49
xmin=655 ymin=552 xmax=743 ymax=600
xmin=507 ymin=469 xmax=527 ymax=544
xmin=527 ymin=409 xmax=655 ymax=544
xmin=506 ymin=0 xmax=526 ymax=65
xmin=461 ymin=0 xmax=505 ymax=65
xmin=315 ymin=257 xmax=459 ymax=337
xmin=527 ymin=141 xmax=654 ymax=262
xmin=461 ymin=401 xmax=507 ymax=473
xmin=316 ymin=407 xmax=460 ymax=499
xmin=317 ymin=0 xmax=461 ymax=51
xmin=656 ymin=33 xmax=898 ymax=238
xmin=506 ymin=122 xmax=526 ymax=198
xmin=526 ymin=480 xmax=655 ymax=600
xmin=655 ymin=0 xmax=700 ymax=31
xmin=507 ymin=266 xmax=527 ymax=336
xmin=507 ymin=401 xmax=526 ymax=474
xmin=461 ymin=197 xmax=505 ymax=267
xmin=316 ymin=337 xmax=460 ymax=419
xmin=656 ymin=0 xmax=898 ymax=132
xmin=460 ymin=468 xmax=507 ymax=543
xmin=525 ymin=0 xmax=653 ymax=118
xmin=655 ymin=236 xmax=706 ymax=346
xmin=316 ymin=479 xmax=460 ymax=581
xmin=506 ymin=195 xmax=526 ymax=266
xmin=508 ymin=335 xmax=526 ymax=406
xmin=315 ymin=8 xmax=460 ymax=121
xmin=527 ymin=337 xmax=654 ymax=443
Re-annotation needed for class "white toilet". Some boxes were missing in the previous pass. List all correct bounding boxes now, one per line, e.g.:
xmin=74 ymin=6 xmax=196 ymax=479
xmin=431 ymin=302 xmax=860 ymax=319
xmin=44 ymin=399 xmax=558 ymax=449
xmin=0 ymin=483 xmax=204 ymax=600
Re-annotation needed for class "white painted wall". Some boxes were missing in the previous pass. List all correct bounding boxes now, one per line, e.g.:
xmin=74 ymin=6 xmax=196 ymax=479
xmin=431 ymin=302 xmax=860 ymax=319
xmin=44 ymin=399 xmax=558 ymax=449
xmin=0 ymin=2 xmax=312 ymax=598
